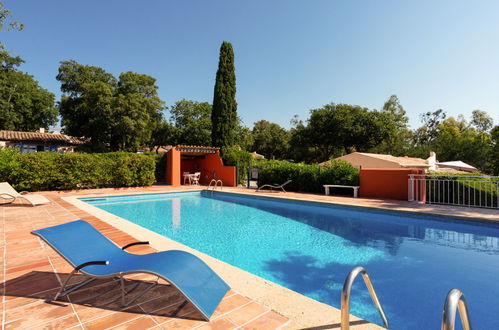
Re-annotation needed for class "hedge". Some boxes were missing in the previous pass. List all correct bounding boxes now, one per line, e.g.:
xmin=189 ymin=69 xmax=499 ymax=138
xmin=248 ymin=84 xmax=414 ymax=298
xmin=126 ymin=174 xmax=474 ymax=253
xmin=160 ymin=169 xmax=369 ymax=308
xmin=143 ymin=152 xmax=167 ymax=183
xmin=257 ymin=159 xmax=359 ymax=193
xmin=222 ymin=146 xmax=254 ymax=185
xmin=0 ymin=148 xmax=156 ymax=191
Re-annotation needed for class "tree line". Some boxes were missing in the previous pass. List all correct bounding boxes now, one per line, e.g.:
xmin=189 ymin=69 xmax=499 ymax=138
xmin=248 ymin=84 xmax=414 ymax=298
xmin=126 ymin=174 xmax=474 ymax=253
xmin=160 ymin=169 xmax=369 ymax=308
xmin=0 ymin=2 xmax=497 ymax=175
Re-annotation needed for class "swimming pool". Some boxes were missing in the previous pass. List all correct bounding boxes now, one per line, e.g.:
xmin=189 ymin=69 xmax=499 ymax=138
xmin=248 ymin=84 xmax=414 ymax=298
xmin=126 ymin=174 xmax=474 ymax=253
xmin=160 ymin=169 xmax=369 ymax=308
xmin=82 ymin=191 xmax=499 ymax=329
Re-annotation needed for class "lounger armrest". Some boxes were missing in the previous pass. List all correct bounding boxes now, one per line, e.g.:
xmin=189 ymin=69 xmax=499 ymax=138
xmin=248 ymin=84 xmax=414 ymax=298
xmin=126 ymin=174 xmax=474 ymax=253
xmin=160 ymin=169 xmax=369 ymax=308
xmin=1 ymin=193 xmax=16 ymax=198
xmin=75 ymin=260 xmax=109 ymax=272
xmin=19 ymin=191 xmax=29 ymax=195
xmin=0 ymin=193 xmax=16 ymax=201
xmin=121 ymin=241 xmax=150 ymax=250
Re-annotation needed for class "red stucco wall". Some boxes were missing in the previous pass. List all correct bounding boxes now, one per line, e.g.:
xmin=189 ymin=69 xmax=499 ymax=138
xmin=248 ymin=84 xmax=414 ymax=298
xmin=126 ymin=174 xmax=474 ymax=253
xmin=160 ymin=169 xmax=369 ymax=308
xmin=165 ymin=148 xmax=181 ymax=187
xmin=166 ymin=147 xmax=237 ymax=187
xmin=360 ymin=168 xmax=425 ymax=200
xmin=194 ymin=152 xmax=236 ymax=187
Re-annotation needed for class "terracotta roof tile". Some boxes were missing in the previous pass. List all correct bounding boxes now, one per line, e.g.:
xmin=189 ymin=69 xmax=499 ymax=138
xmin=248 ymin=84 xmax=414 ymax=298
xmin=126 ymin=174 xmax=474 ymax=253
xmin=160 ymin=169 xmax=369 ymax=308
xmin=0 ymin=130 xmax=84 ymax=145
xmin=176 ymin=145 xmax=219 ymax=153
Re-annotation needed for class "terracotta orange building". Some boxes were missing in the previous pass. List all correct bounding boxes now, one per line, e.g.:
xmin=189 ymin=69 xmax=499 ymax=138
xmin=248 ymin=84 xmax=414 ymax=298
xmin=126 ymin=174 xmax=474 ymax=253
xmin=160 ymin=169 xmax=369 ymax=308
xmin=164 ymin=145 xmax=237 ymax=187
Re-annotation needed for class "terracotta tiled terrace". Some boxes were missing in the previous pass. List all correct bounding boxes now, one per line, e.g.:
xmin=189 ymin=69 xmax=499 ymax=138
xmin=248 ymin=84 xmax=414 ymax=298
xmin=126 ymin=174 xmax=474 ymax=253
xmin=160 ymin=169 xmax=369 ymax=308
xmin=1 ymin=186 xmax=290 ymax=330
xmin=2 ymin=185 xmax=497 ymax=330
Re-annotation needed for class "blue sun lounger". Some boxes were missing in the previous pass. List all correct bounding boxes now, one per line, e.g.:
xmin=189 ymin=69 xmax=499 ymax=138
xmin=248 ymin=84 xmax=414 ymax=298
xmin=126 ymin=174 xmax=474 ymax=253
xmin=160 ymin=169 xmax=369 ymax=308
xmin=32 ymin=220 xmax=230 ymax=320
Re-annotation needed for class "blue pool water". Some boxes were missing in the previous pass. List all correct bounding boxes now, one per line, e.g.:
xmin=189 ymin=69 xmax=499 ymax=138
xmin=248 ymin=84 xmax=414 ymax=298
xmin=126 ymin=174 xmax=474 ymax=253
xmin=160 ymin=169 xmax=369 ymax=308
xmin=82 ymin=191 xmax=499 ymax=329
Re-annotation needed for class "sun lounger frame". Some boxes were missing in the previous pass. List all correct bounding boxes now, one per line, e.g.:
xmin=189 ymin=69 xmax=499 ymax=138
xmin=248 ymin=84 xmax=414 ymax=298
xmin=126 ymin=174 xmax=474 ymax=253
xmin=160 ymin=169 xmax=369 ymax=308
xmin=32 ymin=221 xmax=230 ymax=320
xmin=256 ymin=179 xmax=292 ymax=192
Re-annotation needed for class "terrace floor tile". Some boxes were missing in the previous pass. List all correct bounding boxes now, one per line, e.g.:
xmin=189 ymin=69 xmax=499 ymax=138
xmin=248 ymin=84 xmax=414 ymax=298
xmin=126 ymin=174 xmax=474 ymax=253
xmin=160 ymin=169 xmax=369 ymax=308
xmin=1 ymin=186 xmax=291 ymax=329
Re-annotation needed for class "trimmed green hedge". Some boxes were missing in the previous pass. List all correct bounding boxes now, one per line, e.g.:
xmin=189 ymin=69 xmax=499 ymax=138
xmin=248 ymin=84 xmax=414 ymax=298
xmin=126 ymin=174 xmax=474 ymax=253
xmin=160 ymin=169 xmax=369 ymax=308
xmin=222 ymin=146 xmax=254 ymax=185
xmin=143 ymin=152 xmax=167 ymax=183
xmin=257 ymin=159 xmax=359 ymax=193
xmin=0 ymin=148 xmax=156 ymax=191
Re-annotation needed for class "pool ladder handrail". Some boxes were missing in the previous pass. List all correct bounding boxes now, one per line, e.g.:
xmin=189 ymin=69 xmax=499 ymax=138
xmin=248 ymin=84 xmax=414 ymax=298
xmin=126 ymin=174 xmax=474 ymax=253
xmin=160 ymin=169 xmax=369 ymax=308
xmin=341 ymin=266 xmax=389 ymax=330
xmin=441 ymin=289 xmax=472 ymax=330
xmin=207 ymin=179 xmax=223 ymax=190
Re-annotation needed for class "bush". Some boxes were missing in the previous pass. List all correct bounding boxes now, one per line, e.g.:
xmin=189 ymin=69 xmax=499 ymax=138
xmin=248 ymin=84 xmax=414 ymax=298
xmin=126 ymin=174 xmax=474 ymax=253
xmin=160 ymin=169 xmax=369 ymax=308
xmin=0 ymin=148 xmax=156 ymax=191
xmin=257 ymin=159 xmax=359 ymax=193
xmin=222 ymin=146 xmax=254 ymax=185
xmin=143 ymin=152 xmax=167 ymax=183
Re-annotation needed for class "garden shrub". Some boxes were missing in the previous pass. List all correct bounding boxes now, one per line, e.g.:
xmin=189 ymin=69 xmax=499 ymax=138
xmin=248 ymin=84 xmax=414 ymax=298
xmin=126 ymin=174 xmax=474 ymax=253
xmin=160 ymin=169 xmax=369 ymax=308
xmin=142 ymin=152 xmax=167 ymax=183
xmin=0 ymin=148 xmax=156 ymax=191
xmin=222 ymin=146 xmax=254 ymax=185
xmin=257 ymin=159 xmax=359 ymax=193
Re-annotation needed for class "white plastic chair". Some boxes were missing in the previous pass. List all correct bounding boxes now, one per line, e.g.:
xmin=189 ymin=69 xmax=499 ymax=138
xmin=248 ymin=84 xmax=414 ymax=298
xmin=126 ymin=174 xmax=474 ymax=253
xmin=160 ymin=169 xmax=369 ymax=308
xmin=192 ymin=172 xmax=201 ymax=185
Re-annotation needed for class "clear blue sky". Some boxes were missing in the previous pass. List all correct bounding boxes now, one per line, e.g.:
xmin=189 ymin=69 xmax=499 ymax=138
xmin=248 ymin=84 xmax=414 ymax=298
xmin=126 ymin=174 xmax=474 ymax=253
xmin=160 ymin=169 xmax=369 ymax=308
xmin=2 ymin=0 xmax=499 ymax=129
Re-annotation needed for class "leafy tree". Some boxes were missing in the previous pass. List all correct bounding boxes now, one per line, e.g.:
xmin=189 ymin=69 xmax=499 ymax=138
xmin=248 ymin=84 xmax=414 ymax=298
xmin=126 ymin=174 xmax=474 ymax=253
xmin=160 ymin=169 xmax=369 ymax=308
xmin=424 ymin=112 xmax=494 ymax=172
xmin=251 ymin=120 xmax=290 ymax=159
xmin=110 ymin=72 xmax=164 ymax=151
xmin=0 ymin=2 xmax=24 ymax=35
xmin=212 ymin=41 xmax=237 ymax=148
xmin=471 ymin=109 xmax=493 ymax=132
xmin=0 ymin=2 xmax=56 ymax=131
xmin=57 ymin=60 xmax=164 ymax=151
xmin=372 ymin=95 xmax=411 ymax=155
xmin=234 ymin=121 xmax=254 ymax=151
xmin=490 ymin=125 xmax=499 ymax=175
xmin=289 ymin=115 xmax=315 ymax=162
xmin=305 ymin=103 xmax=391 ymax=161
xmin=419 ymin=109 xmax=447 ymax=144
xmin=169 ymin=99 xmax=212 ymax=146
xmin=0 ymin=51 xmax=57 ymax=131
xmin=149 ymin=119 xmax=176 ymax=153
xmin=382 ymin=95 xmax=408 ymax=128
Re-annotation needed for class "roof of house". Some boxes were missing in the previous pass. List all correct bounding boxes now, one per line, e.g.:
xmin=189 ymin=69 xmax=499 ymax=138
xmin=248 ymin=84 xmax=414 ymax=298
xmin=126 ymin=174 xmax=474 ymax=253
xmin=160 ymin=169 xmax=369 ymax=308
xmin=0 ymin=130 xmax=84 ymax=145
xmin=176 ymin=145 xmax=219 ymax=153
xmin=320 ymin=152 xmax=430 ymax=167
xmin=354 ymin=152 xmax=430 ymax=167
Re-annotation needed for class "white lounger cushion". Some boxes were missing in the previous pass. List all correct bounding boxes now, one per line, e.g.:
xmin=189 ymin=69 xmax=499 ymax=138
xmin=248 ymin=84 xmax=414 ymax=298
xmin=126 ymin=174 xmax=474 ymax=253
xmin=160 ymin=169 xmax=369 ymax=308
xmin=0 ymin=182 xmax=50 ymax=206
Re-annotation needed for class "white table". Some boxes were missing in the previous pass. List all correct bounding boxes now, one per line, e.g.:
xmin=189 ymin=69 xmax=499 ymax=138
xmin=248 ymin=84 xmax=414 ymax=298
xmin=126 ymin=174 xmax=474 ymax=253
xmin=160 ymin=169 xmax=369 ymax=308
xmin=323 ymin=184 xmax=360 ymax=198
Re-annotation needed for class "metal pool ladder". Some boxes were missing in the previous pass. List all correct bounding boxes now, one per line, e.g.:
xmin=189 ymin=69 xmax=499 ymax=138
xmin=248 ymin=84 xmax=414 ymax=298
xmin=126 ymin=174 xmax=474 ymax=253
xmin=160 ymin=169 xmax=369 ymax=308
xmin=341 ymin=266 xmax=389 ymax=330
xmin=441 ymin=289 xmax=472 ymax=330
xmin=207 ymin=179 xmax=223 ymax=190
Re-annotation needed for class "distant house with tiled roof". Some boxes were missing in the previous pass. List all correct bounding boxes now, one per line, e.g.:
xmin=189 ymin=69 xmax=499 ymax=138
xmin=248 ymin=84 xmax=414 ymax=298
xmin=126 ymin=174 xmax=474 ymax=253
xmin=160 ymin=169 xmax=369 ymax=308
xmin=0 ymin=129 xmax=84 ymax=153
xmin=320 ymin=152 xmax=432 ymax=170
xmin=321 ymin=151 xmax=480 ymax=173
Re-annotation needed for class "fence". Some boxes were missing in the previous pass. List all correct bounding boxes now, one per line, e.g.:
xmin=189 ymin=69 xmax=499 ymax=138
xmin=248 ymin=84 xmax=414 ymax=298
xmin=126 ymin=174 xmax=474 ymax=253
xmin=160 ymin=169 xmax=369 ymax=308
xmin=408 ymin=174 xmax=499 ymax=209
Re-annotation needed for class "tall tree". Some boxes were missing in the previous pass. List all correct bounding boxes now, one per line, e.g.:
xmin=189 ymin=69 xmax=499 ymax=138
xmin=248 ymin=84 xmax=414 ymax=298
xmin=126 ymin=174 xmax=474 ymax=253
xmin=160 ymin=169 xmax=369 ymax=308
xmin=0 ymin=2 xmax=56 ymax=131
xmin=169 ymin=99 xmax=212 ymax=146
xmin=251 ymin=120 xmax=290 ymax=159
xmin=0 ymin=2 xmax=24 ymax=43
xmin=57 ymin=60 xmax=164 ymax=151
xmin=306 ymin=103 xmax=392 ymax=160
xmin=373 ymin=95 xmax=411 ymax=155
xmin=211 ymin=41 xmax=237 ymax=148
xmin=0 ymin=50 xmax=57 ymax=131
xmin=234 ymin=120 xmax=254 ymax=151
xmin=289 ymin=115 xmax=315 ymax=162
xmin=490 ymin=125 xmax=499 ymax=175
xmin=471 ymin=109 xmax=493 ymax=132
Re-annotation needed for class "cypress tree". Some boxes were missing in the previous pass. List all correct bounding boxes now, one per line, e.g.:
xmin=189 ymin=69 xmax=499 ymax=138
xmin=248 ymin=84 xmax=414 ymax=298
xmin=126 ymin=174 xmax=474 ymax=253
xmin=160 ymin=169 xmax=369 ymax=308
xmin=211 ymin=41 xmax=237 ymax=147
